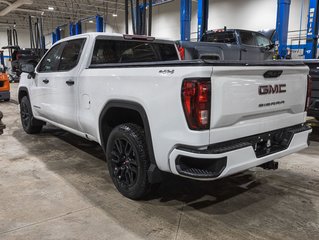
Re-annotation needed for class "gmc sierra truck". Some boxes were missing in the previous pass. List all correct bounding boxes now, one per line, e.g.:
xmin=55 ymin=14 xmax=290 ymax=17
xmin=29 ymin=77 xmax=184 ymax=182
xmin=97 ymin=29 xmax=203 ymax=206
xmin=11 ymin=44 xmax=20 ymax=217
xmin=179 ymin=29 xmax=274 ymax=61
xmin=18 ymin=33 xmax=312 ymax=199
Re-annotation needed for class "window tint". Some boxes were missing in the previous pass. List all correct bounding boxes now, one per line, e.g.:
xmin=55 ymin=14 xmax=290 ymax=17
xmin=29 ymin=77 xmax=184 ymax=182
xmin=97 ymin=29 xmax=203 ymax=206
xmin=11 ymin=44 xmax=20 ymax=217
xmin=38 ymin=44 xmax=63 ymax=72
xmin=120 ymin=43 xmax=157 ymax=63
xmin=58 ymin=39 xmax=86 ymax=71
xmin=202 ymin=32 xmax=237 ymax=44
xmin=239 ymin=31 xmax=256 ymax=46
xmin=91 ymin=39 xmax=178 ymax=64
xmin=255 ymin=33 xmax=271 ymax=47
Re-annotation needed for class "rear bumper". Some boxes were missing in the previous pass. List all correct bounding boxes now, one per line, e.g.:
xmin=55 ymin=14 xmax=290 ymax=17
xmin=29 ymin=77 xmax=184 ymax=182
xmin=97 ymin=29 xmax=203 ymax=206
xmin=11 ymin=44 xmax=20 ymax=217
xmin=0 ymin=91 xmax=10 ymax=100
xmin=168 ymin=124 xmax=312 ymax=180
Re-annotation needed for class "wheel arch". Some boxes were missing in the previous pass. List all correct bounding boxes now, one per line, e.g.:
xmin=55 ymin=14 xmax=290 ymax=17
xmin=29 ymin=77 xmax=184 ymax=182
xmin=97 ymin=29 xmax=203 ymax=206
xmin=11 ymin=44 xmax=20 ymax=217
xmin=99 ymin=100 xmax=162 ymax=183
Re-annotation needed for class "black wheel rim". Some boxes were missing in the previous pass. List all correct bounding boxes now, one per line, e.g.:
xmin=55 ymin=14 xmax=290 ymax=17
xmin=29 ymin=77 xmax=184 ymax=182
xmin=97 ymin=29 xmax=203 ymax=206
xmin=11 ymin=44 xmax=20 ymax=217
xmin=110 ymin=138 xmax=138 ymax=188
xmin=20 ymin=102 xmax=30 ymax=128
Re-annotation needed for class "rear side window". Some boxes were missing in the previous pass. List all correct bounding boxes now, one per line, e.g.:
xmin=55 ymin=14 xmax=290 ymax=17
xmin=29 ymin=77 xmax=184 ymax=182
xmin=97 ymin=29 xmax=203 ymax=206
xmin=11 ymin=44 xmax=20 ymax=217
xmin=58 ymin=39 xmax=86 ymax=71
xmin=91 ymin=39 xmax=178 ymax=64
xmin=202 ymin=32 xmax=237 ymax=44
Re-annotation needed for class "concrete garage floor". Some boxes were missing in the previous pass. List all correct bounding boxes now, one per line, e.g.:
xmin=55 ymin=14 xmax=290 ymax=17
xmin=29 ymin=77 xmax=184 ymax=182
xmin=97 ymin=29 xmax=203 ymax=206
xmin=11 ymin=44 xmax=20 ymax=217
xmin=0 ymin=84 xmax=319 ymax=240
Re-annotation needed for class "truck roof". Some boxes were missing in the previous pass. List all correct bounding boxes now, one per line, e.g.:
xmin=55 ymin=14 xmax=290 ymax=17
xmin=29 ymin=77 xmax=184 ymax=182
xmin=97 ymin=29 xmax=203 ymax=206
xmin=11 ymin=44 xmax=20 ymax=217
xmin=204 ymin=29 xmax=263 ymax=34
xmin=55 ymin=32 xmax=174 ymax=45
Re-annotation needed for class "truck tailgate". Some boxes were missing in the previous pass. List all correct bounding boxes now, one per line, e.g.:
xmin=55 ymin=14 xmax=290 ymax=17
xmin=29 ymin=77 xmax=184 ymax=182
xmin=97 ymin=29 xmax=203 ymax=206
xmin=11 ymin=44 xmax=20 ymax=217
xmin=209 ymin=65 xmax=309 ymax=144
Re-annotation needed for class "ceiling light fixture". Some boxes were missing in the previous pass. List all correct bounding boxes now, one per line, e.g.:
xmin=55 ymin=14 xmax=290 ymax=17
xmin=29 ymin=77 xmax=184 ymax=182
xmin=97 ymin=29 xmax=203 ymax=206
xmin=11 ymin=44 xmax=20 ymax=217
xmin=112 ymin=13 xmax=117 ymax=17
xmin=48 ymin=6 xmax=54 ymax=11
xmin=89 ymin=20 xmax=94 ymax=23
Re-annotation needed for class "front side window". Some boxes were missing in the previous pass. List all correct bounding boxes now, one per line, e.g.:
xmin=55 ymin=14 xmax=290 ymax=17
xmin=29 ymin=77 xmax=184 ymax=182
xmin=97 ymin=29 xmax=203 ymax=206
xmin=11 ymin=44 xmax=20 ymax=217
xmin=239 ymin=31 xmax=256 ymax=46
xmin=38 ymin=44 xmax=63 ymax=73
xmin=58 ymin=39 xmax=86 ymax=71
xmin=255 ymin=33 xmax=271 ymax=47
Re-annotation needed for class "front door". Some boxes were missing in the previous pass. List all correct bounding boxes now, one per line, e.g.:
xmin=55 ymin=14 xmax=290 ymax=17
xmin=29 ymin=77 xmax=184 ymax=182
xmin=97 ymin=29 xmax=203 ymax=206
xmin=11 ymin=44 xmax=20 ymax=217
xmin=31 ymin=43 xmax=65 ymax=122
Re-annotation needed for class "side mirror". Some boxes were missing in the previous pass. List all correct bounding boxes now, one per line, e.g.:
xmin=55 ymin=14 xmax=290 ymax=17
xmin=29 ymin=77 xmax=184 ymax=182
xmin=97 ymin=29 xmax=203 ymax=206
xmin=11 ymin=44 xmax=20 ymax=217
xmin=21 ymin=64 xmax=35 ymax=79
xmin=266 ymin=43 xmax=275 ymax=51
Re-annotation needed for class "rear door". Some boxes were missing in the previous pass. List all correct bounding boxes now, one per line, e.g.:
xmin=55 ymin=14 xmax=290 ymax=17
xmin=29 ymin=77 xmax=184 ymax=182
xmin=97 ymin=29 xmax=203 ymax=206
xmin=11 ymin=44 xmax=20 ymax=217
xmin=50 ymin=38 xmax=86 ymax=129
xmin=209 ymin=64 xmax=309 ymax=144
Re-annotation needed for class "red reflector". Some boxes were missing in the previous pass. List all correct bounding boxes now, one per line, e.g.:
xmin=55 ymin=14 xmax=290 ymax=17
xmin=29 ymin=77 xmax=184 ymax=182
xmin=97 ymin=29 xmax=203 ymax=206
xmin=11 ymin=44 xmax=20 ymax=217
xmin=178 ymin=46 xmax=185 ymax=60
xmin=182 ymin=79 xmax=211 ymax=130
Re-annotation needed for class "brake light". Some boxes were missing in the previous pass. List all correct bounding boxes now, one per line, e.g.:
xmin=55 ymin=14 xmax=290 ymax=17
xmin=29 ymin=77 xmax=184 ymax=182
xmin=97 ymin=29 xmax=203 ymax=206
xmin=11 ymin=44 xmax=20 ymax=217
xmin=182 ymin=79 xmax=211 ymax=130
xmin=178 ymin=46 xmax=185 ymax=60
xmin=305 ymin=75 xmax=312 ymax=111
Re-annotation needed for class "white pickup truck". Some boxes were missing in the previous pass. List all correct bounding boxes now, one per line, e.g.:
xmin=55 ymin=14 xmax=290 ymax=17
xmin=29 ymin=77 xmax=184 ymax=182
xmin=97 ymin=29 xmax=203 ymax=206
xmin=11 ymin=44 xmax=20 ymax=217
xmin=18 ymin=33 xmax=312 ymax=199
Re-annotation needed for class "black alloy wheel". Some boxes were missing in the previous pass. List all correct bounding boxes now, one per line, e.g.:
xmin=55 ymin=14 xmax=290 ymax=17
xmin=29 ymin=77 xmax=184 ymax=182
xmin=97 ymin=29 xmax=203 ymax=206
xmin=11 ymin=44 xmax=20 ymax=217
xmin=20 ymin=96 xmax=43 ymax=134
xmin=106 ymin=123 xmax=151 ymax=199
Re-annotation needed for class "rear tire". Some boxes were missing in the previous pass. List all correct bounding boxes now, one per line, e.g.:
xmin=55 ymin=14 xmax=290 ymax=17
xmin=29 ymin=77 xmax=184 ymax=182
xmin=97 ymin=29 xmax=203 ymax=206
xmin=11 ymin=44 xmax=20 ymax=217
xmin=4 ymin=98 xmax=10 ymax=102
xmin=20 ymin=96 xmax=44 ymax=134
xmin=106 ymin=123 xmax=151 ymax=200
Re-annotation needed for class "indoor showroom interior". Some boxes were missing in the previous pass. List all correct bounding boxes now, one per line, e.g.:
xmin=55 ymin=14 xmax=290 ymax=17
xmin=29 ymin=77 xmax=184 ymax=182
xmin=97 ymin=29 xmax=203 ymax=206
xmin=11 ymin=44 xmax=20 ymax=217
xmin=0 ymin=0 xmax=319 ymax=239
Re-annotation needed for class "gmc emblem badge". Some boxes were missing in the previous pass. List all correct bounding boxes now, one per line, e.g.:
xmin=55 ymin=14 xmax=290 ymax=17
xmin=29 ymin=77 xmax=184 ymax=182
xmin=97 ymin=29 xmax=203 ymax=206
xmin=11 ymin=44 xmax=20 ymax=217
xmin=259 ymin=84 xmax=287 ymax=95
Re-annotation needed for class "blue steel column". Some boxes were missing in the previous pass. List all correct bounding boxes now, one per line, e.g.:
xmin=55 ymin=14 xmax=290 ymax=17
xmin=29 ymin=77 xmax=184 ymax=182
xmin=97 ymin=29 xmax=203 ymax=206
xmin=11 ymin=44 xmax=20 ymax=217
xmin=0 ymin=51 xmax=5 ymax=67
xmin=276 ymin=0 xmax=291 ymax=58
xmin=181 ymin=0 xmax=192 ymax=41
xmin=69 ymin=23 xmax=75 ymax=36
xmin=52 ymin=32 xmax=56 ymax=44
xmin=197 ymin=0 xmax=209 ymax=41
xmin=55 ymin=27 xmax=61 ymax=42
xmin=305 ymin=0 xmax=319 ymax=59
xmin=75 ymin=21 xmax=82 ymax=35
xmin=96 ymin=15 xmax=104 ymax=32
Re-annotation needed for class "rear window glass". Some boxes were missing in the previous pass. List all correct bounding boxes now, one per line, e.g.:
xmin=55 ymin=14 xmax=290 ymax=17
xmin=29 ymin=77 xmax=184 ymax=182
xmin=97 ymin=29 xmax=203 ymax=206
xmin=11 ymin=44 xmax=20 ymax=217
xmin=91 ymin=39 xmax=178 ymax=64
xmin=202 ymin=32 xmax=237 ymax=44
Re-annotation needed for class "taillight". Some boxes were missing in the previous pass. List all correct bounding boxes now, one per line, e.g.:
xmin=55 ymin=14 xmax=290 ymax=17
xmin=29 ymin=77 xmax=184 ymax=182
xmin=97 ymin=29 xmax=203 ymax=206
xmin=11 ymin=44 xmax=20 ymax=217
xmin=182 ymin=79 xmax=211 ymax=130
xmin=305 ymin=75 xmax=312 ymax=111
xmin=178 ymin=46 xmax=185 ymax=60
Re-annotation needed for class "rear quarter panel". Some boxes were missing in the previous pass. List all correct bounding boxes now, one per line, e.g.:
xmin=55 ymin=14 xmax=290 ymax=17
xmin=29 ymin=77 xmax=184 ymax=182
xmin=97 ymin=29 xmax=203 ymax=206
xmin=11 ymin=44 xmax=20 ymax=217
xmin=78 ymin=66 xmax=213 ymax=171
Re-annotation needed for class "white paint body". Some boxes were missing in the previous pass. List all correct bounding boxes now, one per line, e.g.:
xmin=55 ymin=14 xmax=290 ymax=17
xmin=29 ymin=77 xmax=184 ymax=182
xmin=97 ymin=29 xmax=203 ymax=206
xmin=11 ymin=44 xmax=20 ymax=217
xmin=19 ymin=33 xmax=311 ymax=180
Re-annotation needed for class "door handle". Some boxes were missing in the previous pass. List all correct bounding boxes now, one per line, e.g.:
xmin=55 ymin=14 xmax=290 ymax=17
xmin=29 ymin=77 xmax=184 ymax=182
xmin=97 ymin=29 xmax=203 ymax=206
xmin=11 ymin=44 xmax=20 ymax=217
xmin=42 ymin=79 xmax=49 ymax=84
xmin=66 ymin=80 xmax=75 ymax=86
xmin=241 ymin=48 xmax=248 ymax=52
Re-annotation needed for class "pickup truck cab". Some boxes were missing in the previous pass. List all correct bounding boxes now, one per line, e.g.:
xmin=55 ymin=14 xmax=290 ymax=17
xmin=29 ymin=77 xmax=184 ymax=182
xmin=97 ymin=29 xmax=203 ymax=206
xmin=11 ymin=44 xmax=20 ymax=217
xmin=19 ymin=33 xmax=312 ymax=199
xmin=180 ymin=29 xmax=274 ymax=61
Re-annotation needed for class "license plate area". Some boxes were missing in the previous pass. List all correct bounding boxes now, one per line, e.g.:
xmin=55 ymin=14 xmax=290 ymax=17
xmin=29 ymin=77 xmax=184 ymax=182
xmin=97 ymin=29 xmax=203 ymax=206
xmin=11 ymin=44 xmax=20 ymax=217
xmin=207 ymin=124 xmax=310 ymax=158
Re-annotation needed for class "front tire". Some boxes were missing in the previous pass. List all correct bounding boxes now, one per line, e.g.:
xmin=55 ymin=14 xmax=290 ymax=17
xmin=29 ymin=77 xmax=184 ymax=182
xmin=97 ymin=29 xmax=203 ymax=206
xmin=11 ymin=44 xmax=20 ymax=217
xmin=20 ymin=96 xmax=44 ymax=134
xmin=106 ymin=123 xmax=151 ymax=200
